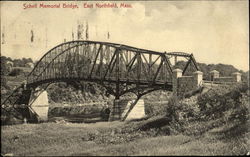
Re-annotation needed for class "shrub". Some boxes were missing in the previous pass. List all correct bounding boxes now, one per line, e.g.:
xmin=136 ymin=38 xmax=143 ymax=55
xmin=197 ymin=83 xmax=249 ymax=122
xmin=163 ymin=97 xmax=186 ymax=133
xmin=160 ymin=82 xmax=249 ymax=136
xmin=9 ymin=68 xmax=24 ymax=76
xmin=1 ymin=76 xmax=10 ymax=90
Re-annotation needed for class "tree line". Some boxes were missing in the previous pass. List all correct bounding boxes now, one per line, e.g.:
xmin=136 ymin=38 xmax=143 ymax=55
xmin=174 ymin=60 xmax=248 ymax=82
xmin=1 ymin=55 xmax=248 ymax=83
xmin=1 ymin=56 xmax=35 ymax=76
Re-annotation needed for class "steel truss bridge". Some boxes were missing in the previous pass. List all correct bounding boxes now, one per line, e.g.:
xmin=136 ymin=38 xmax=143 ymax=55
xmin=1 ymin=40 xmax=199 ymax=120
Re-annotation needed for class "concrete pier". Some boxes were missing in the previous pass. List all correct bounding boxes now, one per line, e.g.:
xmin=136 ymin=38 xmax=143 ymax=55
xmin=29 ymin=89 xmax=49 ymax=122
xmin=109 ymin=98 xmax=145 ymax=121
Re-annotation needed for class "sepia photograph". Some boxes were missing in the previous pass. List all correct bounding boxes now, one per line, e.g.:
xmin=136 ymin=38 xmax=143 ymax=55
xmin=1 ymin=0 xmax=249 ymax=156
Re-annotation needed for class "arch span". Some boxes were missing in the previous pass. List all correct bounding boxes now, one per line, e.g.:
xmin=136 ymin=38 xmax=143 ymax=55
xmin=1 ymin=40 xmax=199 ymax=120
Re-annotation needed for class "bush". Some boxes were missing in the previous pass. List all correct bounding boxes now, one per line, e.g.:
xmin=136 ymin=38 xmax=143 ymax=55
xmin=1 ymin=76 xmax=10 ymax=90
xmin=47 ymin=82 xmax=109 ymax=104
xmin=9 ymin=68 xmax=24 ymax=76
xmin=197 ymin=83 xmax=249 ymax=123
xmin=158 ymin=82 xmax=249 ymax=136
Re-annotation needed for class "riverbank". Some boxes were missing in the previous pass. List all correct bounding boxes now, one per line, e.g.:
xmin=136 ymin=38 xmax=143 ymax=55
xmin=2 ymin=121 xmax=249 ymax=156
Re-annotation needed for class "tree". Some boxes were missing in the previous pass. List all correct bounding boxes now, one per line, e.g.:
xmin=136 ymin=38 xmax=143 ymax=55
xmin=9 ymin=68 xmax=24 ymax=76
xmin=12 ymin=58 xmax=33 ymax=67
xmin=13 ymin=59 xmax=23 ymax=67
xmin=1 ymin=56 xmax=10 ymax=89
xmin=0 ymin=56 xmax=9 ymax=75
xmin=173 ymin=60 xmax=242 ymax=80
xmin=22 ymin=57 xmax=33 ymax=64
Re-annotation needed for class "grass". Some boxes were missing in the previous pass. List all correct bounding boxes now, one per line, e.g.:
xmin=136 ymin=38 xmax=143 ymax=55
xmin=1 ymin=121 xmax=249 ymax=156
xmin=1 ymin=122 xmax=122 ymax=156
xmin=11 ymin=67 xmax=33 ymax=73
xmin=1 ymin=76 xmax=249 ymax=156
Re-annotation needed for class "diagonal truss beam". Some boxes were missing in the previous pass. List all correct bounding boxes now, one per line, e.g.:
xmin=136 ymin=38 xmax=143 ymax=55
xmin=89 ymin=44 xmax=103 ymax=77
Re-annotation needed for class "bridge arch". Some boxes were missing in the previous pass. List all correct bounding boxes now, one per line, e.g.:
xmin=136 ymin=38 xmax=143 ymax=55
xmin=27 ymin=40 xmax=178 ymax=98
xmin=2 ymin=40 xmax=200 ymax=121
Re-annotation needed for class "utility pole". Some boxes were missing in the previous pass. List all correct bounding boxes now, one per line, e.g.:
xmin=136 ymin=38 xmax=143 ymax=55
xmin=72 ymin=27 xmax=74 ymax=41
xmin=95 ymin=25 xmax=98 ymax=39
xmin=45 ymin=27 xmax=48 ymax=48
xmin=1 ymin=26 xmax=5 ymax=44
xmin=107 ymin=31 xmax=110 ymax=40
xmin=86 ymin=21 xmax=89 ymax=40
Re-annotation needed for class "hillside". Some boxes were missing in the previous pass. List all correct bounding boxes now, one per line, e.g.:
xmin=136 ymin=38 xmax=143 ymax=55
xmin=174 ymin=61 xmax=248 ymax=82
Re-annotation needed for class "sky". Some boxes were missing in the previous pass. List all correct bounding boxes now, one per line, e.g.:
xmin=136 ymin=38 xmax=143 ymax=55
xmin=0 ymin=0 xmax=249 ymax=71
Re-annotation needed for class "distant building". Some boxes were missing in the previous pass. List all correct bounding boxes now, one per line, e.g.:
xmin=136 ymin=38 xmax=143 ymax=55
xmin=26 ymin=62 xmax=34 ymax=68
xmin=6 ymin=60 xmax=13 ymax=67
xmin=6 ymin=60 xmax=13 ymax=71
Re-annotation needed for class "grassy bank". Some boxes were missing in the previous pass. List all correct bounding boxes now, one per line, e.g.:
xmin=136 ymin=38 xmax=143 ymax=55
xmin=1 ymin=80 xmax=249 ymax=156
xmin=1 ymin=121 xmax=249 ymax=156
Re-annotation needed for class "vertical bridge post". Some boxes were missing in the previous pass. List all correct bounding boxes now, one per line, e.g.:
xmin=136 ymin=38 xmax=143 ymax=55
xmin=109 ymin=48 xmax=121 ymax=121
xmin=232 ymin=72 xmax=241 ymax=82
xmin=28 ymin=87 xmax=49 ymax=122
xmin=193 ymin=71 xmax=203 ymax=87
xmin=109 ymin=98 xmax=146 ymax=122
xmin=172 ymin=69 xmax=183 ymax=97
xmin=210 ymin=70 xmax=219 ymax=81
